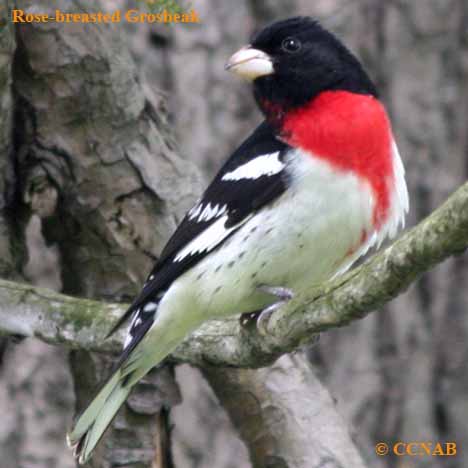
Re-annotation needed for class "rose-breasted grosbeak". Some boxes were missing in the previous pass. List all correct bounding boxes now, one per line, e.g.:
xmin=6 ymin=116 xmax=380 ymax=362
xmin=68 ymin=16 xmax=408 ymax=462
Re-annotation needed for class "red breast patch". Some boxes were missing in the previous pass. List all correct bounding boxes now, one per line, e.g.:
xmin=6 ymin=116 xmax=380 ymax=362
xmin=281 ymin=91 xmax=394 ymax=229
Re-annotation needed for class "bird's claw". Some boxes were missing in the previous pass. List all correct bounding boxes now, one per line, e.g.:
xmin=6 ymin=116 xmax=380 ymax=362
xmin=256 ymin=285 xmax=294 ymax=335
xmin=239 ymin=285 xmax=294 ymax=335
xmin=255 ymin=301 xmax=287 ymax=336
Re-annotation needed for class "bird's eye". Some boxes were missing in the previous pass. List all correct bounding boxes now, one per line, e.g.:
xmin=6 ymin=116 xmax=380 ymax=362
xmin=281 ymin=37 xmax=301 ymax=53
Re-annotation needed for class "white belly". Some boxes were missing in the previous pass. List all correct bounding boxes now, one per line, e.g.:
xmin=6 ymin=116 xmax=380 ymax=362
xmin=160 ymin=152 xmax=375 ymax=323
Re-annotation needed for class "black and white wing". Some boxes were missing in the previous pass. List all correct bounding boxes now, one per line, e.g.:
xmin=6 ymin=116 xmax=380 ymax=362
xmin=108 ymin=121 xmax=291 ymax=343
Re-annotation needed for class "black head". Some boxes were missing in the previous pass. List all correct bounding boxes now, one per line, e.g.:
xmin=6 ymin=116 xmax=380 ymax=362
xmin=226 ymin=17 xmax=377 ymax=115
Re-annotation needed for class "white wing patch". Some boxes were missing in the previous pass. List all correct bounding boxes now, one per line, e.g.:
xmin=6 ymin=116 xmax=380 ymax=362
xmin=199 ymin=203 xmax=227 ymax=222
xmin=174 ymin=214 xmax=250 ymax=262
xmin=123 ymin=301 xmax=159 ymax=349
xmin=188 ymin=202 xmax=227 ymax=222
xmin=188 ymin=203 xmax=202 ymax=219
xmin=143 ymin=302 xmax=158 ymax=313
xmin=124 ymin=309 xmax=141 ymax=348
xmin=221 ymin=152 xmax=284 ymax=181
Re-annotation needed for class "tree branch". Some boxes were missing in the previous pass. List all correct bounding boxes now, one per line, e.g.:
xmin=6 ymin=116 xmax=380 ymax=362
xmin=0 ymin=181 xmax=467 ymax=367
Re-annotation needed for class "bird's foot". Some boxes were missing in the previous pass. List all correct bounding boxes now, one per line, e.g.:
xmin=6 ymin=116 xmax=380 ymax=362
xmin=257 ymin=285 xmax=294 ymax=301
xmin=239 ymin=285 xmax=294 ymax=335
xmin=240 ymin=310 xmax=261 ymax=328
xmin=256 ymin=285 xmax=294 ymax=335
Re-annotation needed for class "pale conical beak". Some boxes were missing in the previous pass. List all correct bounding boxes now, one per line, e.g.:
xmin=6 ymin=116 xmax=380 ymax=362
xmin=225 ymin=46 xmax=274 ymax=81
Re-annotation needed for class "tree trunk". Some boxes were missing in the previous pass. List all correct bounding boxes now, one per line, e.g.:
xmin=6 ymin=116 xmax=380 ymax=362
xmin=0 ymin=0 xmax=17 ymax=279
xmin=9 ymin=0 xmax=198 ymax=466
xmin=204 ymin=354 xmax=366 ymax=468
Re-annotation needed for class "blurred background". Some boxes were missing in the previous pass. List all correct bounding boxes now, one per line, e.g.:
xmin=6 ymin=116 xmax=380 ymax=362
xmin=1 ymin=0 xmax=467 ymax=467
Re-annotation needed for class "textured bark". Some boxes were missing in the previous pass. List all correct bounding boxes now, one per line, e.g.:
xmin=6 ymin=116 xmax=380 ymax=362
xmin=204 ymin=354 xmax=366 ymax=468
xmin=0 ymin=4 xmax=55 ymax=468
xmin=0 ymin=339 xmax=75 ymax=468
xmin=0 ymin=0 xmax=17 ymax=279
xmin=0 ymin=2 xmax=72 ymax=466
xmin=10 ymin=0 xmax=198 ymax=466
xmin=171 ymin=365 xmax=251 ymax=468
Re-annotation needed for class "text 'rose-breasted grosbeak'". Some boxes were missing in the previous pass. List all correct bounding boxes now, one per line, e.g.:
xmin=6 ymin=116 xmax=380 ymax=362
xmin=67 ymin=16 xmax=409 ymax=463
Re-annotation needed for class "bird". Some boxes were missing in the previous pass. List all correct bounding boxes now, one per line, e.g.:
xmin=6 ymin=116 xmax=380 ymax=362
xmin=67 ymin=16 xmax=409 ymax=463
